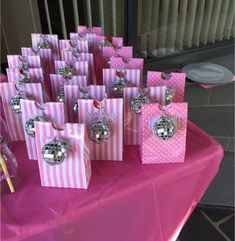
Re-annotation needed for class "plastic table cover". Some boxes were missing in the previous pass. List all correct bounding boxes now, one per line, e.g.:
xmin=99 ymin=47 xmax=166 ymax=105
xmin=1 ymin=121 xmax=223 ymax=241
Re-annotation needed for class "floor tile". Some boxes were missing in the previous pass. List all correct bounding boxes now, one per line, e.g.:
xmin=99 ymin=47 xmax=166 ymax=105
xmin=219 ymin=216 xmax=234 ymax=240
xmin=202 ymin=208 xmax=233 ymax=222
xmin=179 ymin=208 xmax=225 ymax=241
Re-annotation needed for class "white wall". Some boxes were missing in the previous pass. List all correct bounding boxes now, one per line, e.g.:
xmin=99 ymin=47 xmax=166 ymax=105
xmin=1 ymin=0 xmax=42 ymax=63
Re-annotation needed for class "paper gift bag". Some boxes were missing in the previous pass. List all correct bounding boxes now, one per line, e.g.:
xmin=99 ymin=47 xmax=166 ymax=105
xmin=54 ymin=60 xmax=89 ymax=84
xmin=60 ymin=51 xmax=96 ymax=84
xmin=94 ymin=36 xmax=123 ymax=84
xmin=6 ymin=68 xmax=51 ymax=102
xmin=123 ymin=86 xmax=166 ymax=145
xmin=31 ymin=33 xmax=60 ymax=60
xmin=50 ymin=74 xmax=87 ymax=101
xmin=77 ymin=26 xmax=103 ymax=36
xmin=65 ymin=85 xmax=106 ymax=123
xmin=59 ymin=39 xmax=89 ymax=53
xmin=35 ymin=122 xmax=91 ymax=189
xmin=77 ymin=98 xmax=123 ymax=161
xmin=21 ymin=47 xmax=54 ymax=89
xmin=0 ymin=83 xmax=43 ymax=141
xmin=21 ymin=100 xmax=65 ymax=160
xmin=7 ymin=55 xmax=42 ymax=69
xmin=110 ymin=57 xmax=144 ymax=82
xmin=146 ymin=71 xmax=186 ymax=102
xmin=103 ymin=69 xmax=141 ymax=97
xmin=140 ymin=102 xmax=188 ymax=164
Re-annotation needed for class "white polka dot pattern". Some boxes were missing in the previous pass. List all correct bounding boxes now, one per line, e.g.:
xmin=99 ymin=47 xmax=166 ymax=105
xmin=146 ymin=71 xmax=186 ymax=102
xmin=140 ymin=102 xmax=188 ymax=164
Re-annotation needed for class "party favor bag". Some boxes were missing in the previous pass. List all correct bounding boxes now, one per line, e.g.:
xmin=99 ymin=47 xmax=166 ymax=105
xmin=0 ymin=83 xmax=43 ymax=141
xmin=77 ymin=26 xmax=103 ymax=36
xmin=146 ymin=71 xmax=186 ymax=102
xmin=60 ymin=51 xmax=96 ymax=84
xmin=54 ymin=60 xmax=89 ymax=84
xmin=123 ymin=86 xmax=166 ymax=145
xmin=50 ymin=74 xmax=87 ymax=101
xmin=31 ymin=33 xmax=60 ymax=60
xmin=140 ymin=103 xmax=188 ymax=164
xmin=6 ymin=68 xmax=51 ymax=102
xmin=103 ymin=69 xmax=141 ymax=97
xmin=35 ymin=122 xmax=91 ymax=189
xmin=59 ymin=39 xmax=89 ymax=53
xmin=21 ymin=100 xmax=65 ymax=160
xmin=78 ymin=98 xmax=123 ymax=161
xmin=94 ymin=36 xmax=123 ymax=84
xmin=7 ymin=55 xmax=42 ymax=69
xmin=65 ymin=85 xmax=106 ymax=123
xmin=110 ymin=57 xmax=144 ymax=82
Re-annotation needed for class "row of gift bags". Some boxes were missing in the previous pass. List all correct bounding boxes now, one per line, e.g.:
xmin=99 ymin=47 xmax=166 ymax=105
xmin=0 ymin=26 xmax=187 ymax=189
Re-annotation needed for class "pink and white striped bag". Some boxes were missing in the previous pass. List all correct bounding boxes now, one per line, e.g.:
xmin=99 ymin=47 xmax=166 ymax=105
xmin=0 ymin=83 xmax=43 ymax=141
xmin=50 ymin=74 xmax=87 ymax=101
xmin=31 ymin=33 xmax=60 ymax=60
xmin=21 ymin=47 xmax=54 ymax=78
xmin=65 ymin=85 xmax=106 ymax=123
xmin=60 ymin=51 xmax=96 ymax=84
xmin=103 ymin=69 xmax=141 ymax=97
xmin=94 ymin=36 xmax=123 ymax=84
xmin=21 ymin=99 xmax=65 ymax=160
xmin=59 ymin=39 xmax=89 ymax=53
xmin=54 ymin=60 xmax=89 ymax=83
xmin=140 ymin=102 xmax=188 ymax=164
xmin=7 ymin=55 xmax=42 ymax=69
xmin=146 ymin=71 xmax=186 ymax=102
xmin=6 ymin=68 xmax=51 ymax=102
xmin=110 ymin=57 xmax=144 ymax=82
xmin=78 ymin=98 xmax=123 ymax=161
xmin=35 ymin=122 xmax=91 ymax=189
xmin=123 ymin=86 xmax=166 ymax=145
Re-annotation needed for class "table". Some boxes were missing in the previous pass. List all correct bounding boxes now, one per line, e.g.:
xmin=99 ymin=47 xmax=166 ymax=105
xmin=1 ymin=121 xmax=223 ymax=241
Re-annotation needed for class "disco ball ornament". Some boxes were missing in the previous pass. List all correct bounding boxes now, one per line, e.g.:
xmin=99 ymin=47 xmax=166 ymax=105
xmin=90 ymin=121 xmax=110 ymax=144
xmin=73 ymin=102 xmax=78 ymax=113
xmin=112 ymin=80 xmax=128 ymax=98
xmin=130 ymin=94 xmax=150 ymax=115
xmin=165 ymin=88 xmax=174 ymax=105
xmin=37 ymin=39 xmax=49 ymax=50
xmin=9 ymin=93 xmax=25 ymax=114
xmin=25 ymin=115 xmax=43 ymax=137
xmin=58 ymin=66 xmax=74 ymax=79
xmin=20 ymin=62 xmax=29 ymax=72
xmin=153 ymin=117 xmax=175 ymax=140
xmin=57 ymin=91 xmax=65 ymax=103
xmin=18 ymin=76 xmax=31 ymax=84
xmin=42 ymin=139 xmax=67 ymax=165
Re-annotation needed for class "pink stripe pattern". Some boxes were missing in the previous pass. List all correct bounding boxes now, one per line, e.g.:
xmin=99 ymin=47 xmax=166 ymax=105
xmin=123 ymin=86 xmax=166 ymax=145
xmin=59 ymin=39 xmax=89 ymax=53
xmin=64 ymin=85 xmax=106 ymax=123
xmin=50 ymin=74 xmax=87 ymax=101
xmin=110 ymin=57 xmax=144 ymax=83
xmin=21 ymin=100 xmax=65 ymax=160
xmin=146 ymin=71 xmax=186 ymax=102
xmin=31 ymin=33 xmax=60 ymax=60
xmin=7 ymin=55 xmax=42 ymax=68
xmin=0 ymin=83 xmax=43 ymax=141
xmin=103 ymin=69 xmax=141 ymax=97
xmin=35 ymin=122 xmax=91 ymax=189
xmin=60 ymin=51 xmax=96 ymax=84
xmin=93 ymin=36 xmax=123 ymax=84
xmin=77 ymin=98 xmax=123 ymax=161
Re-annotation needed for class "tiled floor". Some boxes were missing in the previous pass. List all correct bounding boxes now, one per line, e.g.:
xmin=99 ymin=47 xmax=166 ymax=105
xmin=178 ymin=206 xmax=234 ymax=241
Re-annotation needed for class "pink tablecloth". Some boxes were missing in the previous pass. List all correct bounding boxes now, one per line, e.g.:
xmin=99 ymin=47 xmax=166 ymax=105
xmin=1 ymin=122 xmax=223 ymax=241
